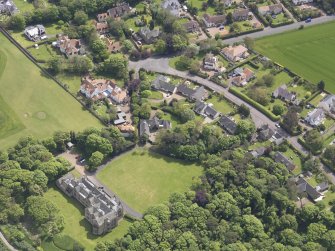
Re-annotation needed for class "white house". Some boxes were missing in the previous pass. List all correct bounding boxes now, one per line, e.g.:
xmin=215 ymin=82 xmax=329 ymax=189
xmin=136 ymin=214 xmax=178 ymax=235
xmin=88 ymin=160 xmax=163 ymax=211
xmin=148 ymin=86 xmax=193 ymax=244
xmin=221 ymin=45 xmax=249 ymax=62
xmin=24 ymin=25 xmax=46 ymax=41
xmin=305 ymin=108 xmax=325 ymax=127
xmin=203 ymin=53 xmax=219 ymax=71
xmin=292 ymin=0 xmax=313 ymax=5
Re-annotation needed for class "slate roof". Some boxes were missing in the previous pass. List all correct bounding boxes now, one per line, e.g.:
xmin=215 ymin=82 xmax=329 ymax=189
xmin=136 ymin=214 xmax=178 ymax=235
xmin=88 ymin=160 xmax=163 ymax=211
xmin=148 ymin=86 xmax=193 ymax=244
xmin=296 ymin=177 xmax=323 ymax=202
xmin=152 ymin=75 xmax=176 ymax=93
xmin=316 ymin=182 xmax=329 ymax=192
xmin=183 ymin=20 xmax=200 ymax=32
xmin=258 ymin=124 xmax=275 ymax=141
xmin=107 ymin=3 xmax=131 ymax=19
xmin=194 ymin=101 xmax=207 ymax=114
xmin=273 ymin=84 xmax=296 ymax=102
xmin=139 ymin=117 xmax=172 ymax=137
xmin=218 ymin=115 xmax=237 ymax=134
xmin=274 ymin=151 xmax=296 ymax=171
xmin=177 ymin=84 xmax=206 ymax=101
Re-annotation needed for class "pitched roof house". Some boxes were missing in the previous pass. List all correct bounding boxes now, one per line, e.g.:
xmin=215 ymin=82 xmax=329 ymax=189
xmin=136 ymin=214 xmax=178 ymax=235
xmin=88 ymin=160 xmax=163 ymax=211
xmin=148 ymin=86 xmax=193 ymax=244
xmin=292 ymin=0 xmax=313 ymax=5
xmin=258 ymin=124 xmax=275 ymax=141
xmin=221 ymin=45 xmax=249 ymax=62
xmin=162 ymin=0 xmax=182 ymax=17
xmin=24 ymin=25 xmax=46 ymax=41
xmin=183 ymin=20 xmax=200 ymax=33
xmin=57 ymin=35 xmax=83 ymax=57
xmin=80 ymin=76 xmax=127 ymax=104
xmin=139 ymin=117 xmax=172 ymax=138
xmin=258 ymin=4 xmax=283 ymax=15
xmin=274 ymin=151 xmax=296 ymax=171
xmin=194 ymin=101 xmax=220 ymax=119
xmin=296 ymin=177 xmax=323 ymax=202
xmin=233 ymin=9 xmax=249 ymax=21
xmin=272 ymin=84 xmax=296 ymax=102
xmin=138 ymin=27 xmax=160 ymax=44
xmin=305 ymin=108 xmax=325 ymax=127
xmin=57 ymin=174 xmax=123 ymax=235
xmin=94 ymin=21 xmax=109 ymax=34
xmin=318 ymin=94 xmax=335 ymax=114
xmin=177 ymin=84 xmax=207 ymax=101
xmin=202 ymin=14 xmax=226 ymax=28
xmin=218 ymin=115 xmax=237 ymax=134
xmin=203 ymin=53 xmax=219 ymax=71
xmin=249 ymin=147 xmax=267 ymax=158
xmin=220 ymin=0 xmax=233 ymax=7
xmin=107 ymin=3 xmax=131 ymax=19
xmin=97 ymin=2 xmax=131 ymax=22
xmin=316 ymin=182 xmax=329 ymax=193
xmin=0 ymin=0 xmax=18 ymax=15
xmin=152 ymin=75 xmax=176 ymax=94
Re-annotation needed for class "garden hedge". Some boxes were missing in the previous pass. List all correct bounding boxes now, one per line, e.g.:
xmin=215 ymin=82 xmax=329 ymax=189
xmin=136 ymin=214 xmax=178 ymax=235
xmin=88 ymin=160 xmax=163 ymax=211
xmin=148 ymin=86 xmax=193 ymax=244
xmin=229 ymin=87 xmax=280 ymax=121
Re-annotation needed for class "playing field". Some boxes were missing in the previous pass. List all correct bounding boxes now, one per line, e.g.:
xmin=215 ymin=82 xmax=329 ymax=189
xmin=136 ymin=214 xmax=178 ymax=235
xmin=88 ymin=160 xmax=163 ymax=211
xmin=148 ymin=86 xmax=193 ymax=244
xmin=254 ymin=21 xmax=335 ymax=93
xmin=97 ymin=150 xmax=203 ymax=212
xmin=0 ymin=33 xmax=102 ymax=150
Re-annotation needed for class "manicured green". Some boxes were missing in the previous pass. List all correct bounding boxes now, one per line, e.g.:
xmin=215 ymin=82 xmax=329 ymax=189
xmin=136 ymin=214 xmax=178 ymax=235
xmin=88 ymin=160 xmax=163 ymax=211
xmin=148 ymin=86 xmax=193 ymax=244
xmin=43 ymin=186 xmax=131 ymax=251
xmin=207 ymin=95 xmax=235 ymax=114
xmin=255 ymin=21 xmax=335 ymax=93
xmin=0 ymin=33 xmax=101 ymax=150
xmin=148 ymin=90 xmax=163 ymax=100
xmin=27 ymin=44 xmax=58 ymax=62
xmin=97 ymin=150 xmax=203 ymax=212
xmin=168 ymin=56 xmax=188 ymax=71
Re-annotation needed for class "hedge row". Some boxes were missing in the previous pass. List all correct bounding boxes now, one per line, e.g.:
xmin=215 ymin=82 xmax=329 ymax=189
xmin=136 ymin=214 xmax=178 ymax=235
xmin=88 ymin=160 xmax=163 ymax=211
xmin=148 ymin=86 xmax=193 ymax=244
xmin=222 ymin=27 xmax=264 ymax=40
xmin=270 ymin=19 xmax=294 ymax=28
xmin=229 ymin=87 xmax=280 ymax=121
xmin=305 ymin=90 xmax=322 ymax=103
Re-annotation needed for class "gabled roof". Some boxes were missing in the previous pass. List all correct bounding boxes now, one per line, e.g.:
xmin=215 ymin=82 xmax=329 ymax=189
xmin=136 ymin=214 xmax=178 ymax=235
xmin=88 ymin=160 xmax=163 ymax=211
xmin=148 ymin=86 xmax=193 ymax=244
xmin=203 ymin=14 xmax=226 ymax=24
xmin=274 ymin=151 xmax=295 ymax=171
xmin=204 ymin=105 xmax=219 ymax=118
xmin=218 ymin=115 xmax=237 ymax=134
xmin=183 ymin=20 xmax=200 ymax=32
xmin=296 ymin=177 xmax=323 ymax=201
xmin=273 ymin=84 xmax=295 ymax=101
xmin=233 ymin=8 xmax=249 ymax=19
xmin=152 ymin=75 xmax=176 ymax=93
xmin=194 ymin=101 xmax=207 ymax=114
xmin=107 ymin=2 xmax=131 ymax=19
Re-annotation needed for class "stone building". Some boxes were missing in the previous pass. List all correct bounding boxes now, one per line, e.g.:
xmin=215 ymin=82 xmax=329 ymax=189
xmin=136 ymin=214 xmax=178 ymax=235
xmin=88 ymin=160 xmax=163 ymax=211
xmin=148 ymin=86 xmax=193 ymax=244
xmin=57 ymin=174 xmax=124 ymax=235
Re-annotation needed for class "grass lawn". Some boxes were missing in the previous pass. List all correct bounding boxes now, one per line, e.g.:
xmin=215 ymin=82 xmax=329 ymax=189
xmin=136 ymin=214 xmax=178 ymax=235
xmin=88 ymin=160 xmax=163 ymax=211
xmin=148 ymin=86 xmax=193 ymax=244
xmin=255 ymin=21 xmax=335 ymax=94
xmin=161 ymin=112 xmax=182 ymax=128
xmin=282 ymin=148 xmax=303 ymax=175
xmin=189 ymin=0 xmax=216 ymax=16
xmin=27 ymin=44 xmax=58 ymax=62
xmin=43 ymin=186 xmax=131 ymax=251
xmin=309 ymin=92 xmax=327 ymax=106
xmin=0 ymin=33 xmax=101 ymax=150
xmin=56 ymin=73 xmax=82 ymax=94
xmin=169 ymin=56 xmax=188 ymax=71
xmin=12 ymin=0 xmax=35 ymax=12
xmin=207 ymin=95 xmax=236 ymax=114
xmin=271 ymin=13 xmax=291 ymax=25
xmin=97 ymin=150 xmax=203 ymax=212
xmin=149 ymin=90 xmax=163 ymax=100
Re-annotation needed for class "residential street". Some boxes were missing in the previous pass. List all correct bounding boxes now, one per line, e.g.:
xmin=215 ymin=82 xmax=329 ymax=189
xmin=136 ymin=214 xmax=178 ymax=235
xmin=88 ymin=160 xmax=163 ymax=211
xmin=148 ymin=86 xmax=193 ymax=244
xmin=129 ymin=56 xmax=335 ymax=185
xmin=223 ymin=15 xmax=335 ymax=44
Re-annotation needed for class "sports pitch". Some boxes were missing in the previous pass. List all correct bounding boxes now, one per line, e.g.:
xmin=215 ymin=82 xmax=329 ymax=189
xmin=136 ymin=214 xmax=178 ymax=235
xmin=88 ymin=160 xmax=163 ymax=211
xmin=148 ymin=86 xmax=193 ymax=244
xmin=255 ymin=21 xmax=335 ymax=93
xmin=0 ymin=33 xmax=102 ymax=150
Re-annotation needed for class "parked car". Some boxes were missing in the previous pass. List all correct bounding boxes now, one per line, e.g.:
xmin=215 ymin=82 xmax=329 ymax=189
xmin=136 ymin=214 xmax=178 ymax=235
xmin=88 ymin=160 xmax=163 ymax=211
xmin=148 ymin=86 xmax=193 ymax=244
xmin=305 ymin=18 xmax=312 ymax=23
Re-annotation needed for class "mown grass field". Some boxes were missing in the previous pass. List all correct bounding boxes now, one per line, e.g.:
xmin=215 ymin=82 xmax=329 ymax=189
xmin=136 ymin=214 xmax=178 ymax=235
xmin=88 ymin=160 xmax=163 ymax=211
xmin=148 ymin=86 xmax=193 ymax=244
xmin=43 ymin=186 xmax=131 ymax=251
xmin=255 ymin=21 xmax=335 ymax=93
xmin=0 ymin=33 xmax=102 ymax=150
xmin=97 ymin=150 xmax=203 ymax=212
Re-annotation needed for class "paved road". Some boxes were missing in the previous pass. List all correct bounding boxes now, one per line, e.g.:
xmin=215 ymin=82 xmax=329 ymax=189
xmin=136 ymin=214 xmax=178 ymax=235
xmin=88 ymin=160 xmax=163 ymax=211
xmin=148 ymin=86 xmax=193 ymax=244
xmin=130 ymin=56 xmax=335 ymax=184
xmin=223 ymin=15 xmax=335 ymax=44
xmin=0 ymin=232 xmax=17 ymax=251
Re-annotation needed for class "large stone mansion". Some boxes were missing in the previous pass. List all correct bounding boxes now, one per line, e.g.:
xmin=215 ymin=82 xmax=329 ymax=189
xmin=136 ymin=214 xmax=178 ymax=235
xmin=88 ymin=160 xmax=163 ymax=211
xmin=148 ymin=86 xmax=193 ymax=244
xmin=57 ymin=174 xmax=124 ymax=235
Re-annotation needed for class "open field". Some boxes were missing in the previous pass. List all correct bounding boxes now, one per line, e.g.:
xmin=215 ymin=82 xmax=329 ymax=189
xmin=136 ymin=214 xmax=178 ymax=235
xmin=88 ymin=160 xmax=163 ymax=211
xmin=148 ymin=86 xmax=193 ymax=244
xmin=0 ymin=33 xmax=101 ymax=150
xmin=97 ymin=150 xmax=203 ymax=212
xmin=43 ymin=186 xmax=131 ymax=251
xmin=255 ymin=21 xmax=335 ymax=93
